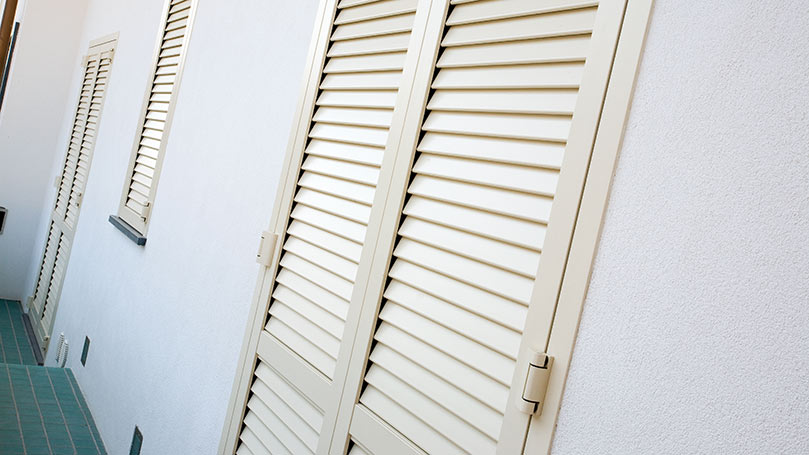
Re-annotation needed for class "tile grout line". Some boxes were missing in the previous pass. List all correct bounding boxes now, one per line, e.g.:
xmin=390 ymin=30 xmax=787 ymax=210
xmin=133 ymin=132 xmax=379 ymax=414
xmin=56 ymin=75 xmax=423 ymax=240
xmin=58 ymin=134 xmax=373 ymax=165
xmin=25 ymin=366 xmax=54 ymax=455
xmin=4 ymin=364 xmax=28 ymax=455
xmin=44 ymin=367 xmax=78 ymax=454
xmin=64 ymin=369 xmax=104 ymax=454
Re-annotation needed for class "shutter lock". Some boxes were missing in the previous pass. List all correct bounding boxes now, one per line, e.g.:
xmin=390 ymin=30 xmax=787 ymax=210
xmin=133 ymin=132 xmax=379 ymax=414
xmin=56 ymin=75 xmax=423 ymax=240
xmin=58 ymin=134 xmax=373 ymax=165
xmin=517 ymin=351 xmax=553 ymax=415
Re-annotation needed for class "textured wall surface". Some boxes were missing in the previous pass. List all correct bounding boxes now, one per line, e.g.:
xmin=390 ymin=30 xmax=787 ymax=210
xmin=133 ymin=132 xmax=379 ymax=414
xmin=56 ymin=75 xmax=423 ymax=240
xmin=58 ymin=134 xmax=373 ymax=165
xmin=552 ymin=1 xmax=809 ymax=453
xmin=0 ymin=0 xmax=89 ymax=299
xmin=30 ymin=0 xmax=319 ymax=453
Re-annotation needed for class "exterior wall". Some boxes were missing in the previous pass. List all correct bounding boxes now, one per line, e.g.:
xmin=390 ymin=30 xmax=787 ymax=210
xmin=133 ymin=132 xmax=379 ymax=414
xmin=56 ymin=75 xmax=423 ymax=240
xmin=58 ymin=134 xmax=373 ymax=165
xmin=553 ymin=1 xmax=809 ymax=453
xmin=1 ymin=0 xmax=806 ymax=454
xmin=34 ymin=0 xmax=319 ymax=453
xmin=0 ymin=0 xmax=89 ymax=299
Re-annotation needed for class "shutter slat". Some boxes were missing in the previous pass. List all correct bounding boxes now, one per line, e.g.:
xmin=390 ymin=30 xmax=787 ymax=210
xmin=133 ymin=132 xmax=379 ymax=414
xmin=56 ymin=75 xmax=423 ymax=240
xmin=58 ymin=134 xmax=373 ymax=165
xmin=423 ymin=111 xmax=572 ymax=142
xmin=309 ymin=124 xmax=389 ymax=148
xmin=331 ymin=13 xmax=415 ymax=41
xmin=280 ymin=253 xmax=354 ymax=302
xmin=413 ymin=153 xmax=560 ymax=195
xmin=287 ymin=218 xmax=363 ymax=261
xmin=438 ymin=34 xmax=591 ymax=67
xmin=253 ymin=363 xmax=324 ymax=432
xmin=393 ymin=239 xmax=534 ymax=304
xmin=328 ymin=32 xmax=411 ymax=57
xmin=294 ymin=188 xmax=372 ymax=224
xmin=450 ymin=0 xmax=596 ymax=24
xmin=408 ymin=174 xmax=553 ymax=223
xmin=370 ymin=343 xmax=503 ymax=439
xmin=299 ymin=172 xmax=376 ymax=205
xmin=359 ymin=388 xmax=464 ymax=455
xmin=290 ymin=205 xmax=367 ymax=246
xmin=404 ymin=196 xmax=546 ymax=251
xmin=442 ymin=7 xmax=596 ymax=47
xmin=305 ymin=139 xmax=384 ymax=167
xmin=324 ymin=52 xmax=407 ymax=73
xmin=379 ymin=302 xmax=513 ymax=385
xmin=427 ymin=88 xmax=579 ymax=115
xmin=277 ymin=270 xmax=350 ymax=321
xmin=270 ymin=301 xmax=341 ymax=360
xmin=375 ymin=323 xmax=509 ymax=412
xmin=321 ymin=71 xmax=401 ymax=90
xmin=317 ymin=90 xmax=398 ymax=109
xmin=335 ymin=0 xmax=418 ymax=25
xmin=364 ymin=366 xmax=495 ymax=453
xmin=301 ymin=155 xmax=380 ymax=186
xmin=283 ymin=236 xmax=359 ymax=282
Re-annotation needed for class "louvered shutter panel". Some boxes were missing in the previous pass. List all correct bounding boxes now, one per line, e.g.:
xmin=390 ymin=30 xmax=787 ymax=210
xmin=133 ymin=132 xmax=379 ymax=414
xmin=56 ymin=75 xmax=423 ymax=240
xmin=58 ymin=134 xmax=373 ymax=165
xmin=225 ymin=1 xmax=428 ymax=454
xmin=30 ymin=39 xmax=117 ymax=351
xmin=118 ymin=0 xmax=195 ymax=233
xmin=55 ymin=56 xmax=97 ymax=220
xmin=337 ymin=0 xmax=629 ymax=453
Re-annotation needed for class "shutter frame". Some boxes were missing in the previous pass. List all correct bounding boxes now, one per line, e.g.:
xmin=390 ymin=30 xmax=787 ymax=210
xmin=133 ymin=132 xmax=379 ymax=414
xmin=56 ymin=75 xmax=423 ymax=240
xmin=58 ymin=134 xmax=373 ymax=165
xmin=524 ymin=0 xmax=655 ymax=451
xmin=116 ymin=0 xmax=198 ymax=236
xmin=29 ymin=35 xmax=118 ymax=353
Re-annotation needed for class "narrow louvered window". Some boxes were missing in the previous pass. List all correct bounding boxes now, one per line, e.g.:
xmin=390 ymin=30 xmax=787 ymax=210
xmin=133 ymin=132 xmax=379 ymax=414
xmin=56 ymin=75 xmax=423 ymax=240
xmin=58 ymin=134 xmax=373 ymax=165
xmin=30 ymin=36 xmax=117 ymax=352
xmin=222 ymin=0 xmax=652 ymax=453
xmin=116 ymin=0 xmax=197 ymax=236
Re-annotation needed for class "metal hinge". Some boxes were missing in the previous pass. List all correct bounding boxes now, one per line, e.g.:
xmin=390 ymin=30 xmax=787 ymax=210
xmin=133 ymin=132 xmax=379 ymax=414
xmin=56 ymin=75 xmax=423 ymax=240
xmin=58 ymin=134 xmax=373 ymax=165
xmin=517 ymin=351 xmax=553 ymax=415
xmin=53 ymin=175 xmax=61 ymax=188
xmin=256 ymin=231 xmax=279 ymax=266
xmin=141 ymin=201 xmax=151 ymax=220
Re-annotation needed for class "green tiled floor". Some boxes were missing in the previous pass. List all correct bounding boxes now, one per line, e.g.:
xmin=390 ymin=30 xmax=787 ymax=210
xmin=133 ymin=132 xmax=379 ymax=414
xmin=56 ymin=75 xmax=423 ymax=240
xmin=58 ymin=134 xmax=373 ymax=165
xmin=0 ymin=299 xmax=38 ymax=366
xmin=0 ymin=300 xmax=106 ymax=454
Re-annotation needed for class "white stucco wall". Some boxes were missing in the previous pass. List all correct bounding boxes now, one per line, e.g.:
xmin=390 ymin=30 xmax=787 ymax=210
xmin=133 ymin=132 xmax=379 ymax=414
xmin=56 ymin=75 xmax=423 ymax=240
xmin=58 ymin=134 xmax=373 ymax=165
xmin=33 ymin=0 xmax=319 ymax=453
xmin=0 ymin=0 xmax=89 ymax=300
xmin=553 ymin=1 xmax=809 ymax=453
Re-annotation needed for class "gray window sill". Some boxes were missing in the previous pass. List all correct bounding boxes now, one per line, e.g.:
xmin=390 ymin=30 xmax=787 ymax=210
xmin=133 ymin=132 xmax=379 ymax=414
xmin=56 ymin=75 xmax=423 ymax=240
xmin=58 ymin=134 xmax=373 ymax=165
xmin=108 ymin=215 xmax=146 ymax=246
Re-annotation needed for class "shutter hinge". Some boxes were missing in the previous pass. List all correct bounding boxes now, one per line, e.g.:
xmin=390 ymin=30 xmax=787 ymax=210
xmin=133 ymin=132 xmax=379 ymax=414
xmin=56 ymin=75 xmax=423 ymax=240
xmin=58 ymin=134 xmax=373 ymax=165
xmin=141 ymin=201 xmax=151 ymax=220
xmin=256 ymin=231 xmax=279 ymax=267
xmin=53 ymin=175 xmax=61 ymax=188
xmin=517 ymin=351 xmax=553 ymax=415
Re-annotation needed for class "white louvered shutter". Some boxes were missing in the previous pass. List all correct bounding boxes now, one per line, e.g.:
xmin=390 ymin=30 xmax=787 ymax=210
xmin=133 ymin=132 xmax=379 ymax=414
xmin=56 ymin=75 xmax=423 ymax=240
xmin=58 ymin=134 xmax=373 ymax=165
xmin=225 ymin=1 xmax=429 ymax=454
xmin=117 ymin=0 xmax=195 ymax=234
xmin=334 ymin=0 xmax=629 ymax=453
xmin=30 ymin=41 xmax=117 ymax=352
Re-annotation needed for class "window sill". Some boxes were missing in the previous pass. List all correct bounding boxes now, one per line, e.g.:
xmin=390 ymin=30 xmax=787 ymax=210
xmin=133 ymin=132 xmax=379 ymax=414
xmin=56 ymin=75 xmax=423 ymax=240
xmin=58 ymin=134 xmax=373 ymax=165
xmin=108 ymin=215 xmax=146 ymax=246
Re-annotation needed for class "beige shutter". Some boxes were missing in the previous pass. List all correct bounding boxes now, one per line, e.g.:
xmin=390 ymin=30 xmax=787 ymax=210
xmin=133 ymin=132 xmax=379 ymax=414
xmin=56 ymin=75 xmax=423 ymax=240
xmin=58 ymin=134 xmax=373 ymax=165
xmin=327 ymin=0 xmax=631 ymax=453
xmin=30 ymin=37 xmax=117 ymax=353
xmin=220 ymin=0 xmax=431 ymax=453
xmin=117 ymin=0 xmax=196 ymax=234
xmin=224 ymin=0 xmax=651 ymax=453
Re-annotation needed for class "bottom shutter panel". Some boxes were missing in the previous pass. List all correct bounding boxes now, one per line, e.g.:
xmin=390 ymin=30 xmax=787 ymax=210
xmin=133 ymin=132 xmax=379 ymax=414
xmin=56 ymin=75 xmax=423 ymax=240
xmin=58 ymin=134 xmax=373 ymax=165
xmin=237 ymin=363 xmax=324 ymax=455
